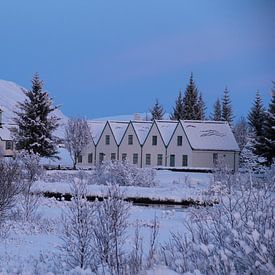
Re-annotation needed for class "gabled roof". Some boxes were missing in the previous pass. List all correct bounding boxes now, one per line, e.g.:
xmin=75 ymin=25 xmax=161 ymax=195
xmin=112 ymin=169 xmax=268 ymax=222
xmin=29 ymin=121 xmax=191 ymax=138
xmin=180 ymin=120 xmax=240 ymax=151
xmin=109 ymin=121 xmax=129 ymax=145
xmin=131 ymin=121 xmax=152 ymax=145
xmin=87 ymin=120 xmax=106 ymax=145
xmin=0 ymin=125 xmax=12 ymax=141
xmin=155 ymin=120 xmax=178 ymax=146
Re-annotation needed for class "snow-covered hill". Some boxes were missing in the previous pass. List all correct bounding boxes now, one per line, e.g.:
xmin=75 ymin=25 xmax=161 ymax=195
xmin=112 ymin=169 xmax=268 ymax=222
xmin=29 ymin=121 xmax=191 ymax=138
xmin=0 ymin=79 xmax=67 ymax=138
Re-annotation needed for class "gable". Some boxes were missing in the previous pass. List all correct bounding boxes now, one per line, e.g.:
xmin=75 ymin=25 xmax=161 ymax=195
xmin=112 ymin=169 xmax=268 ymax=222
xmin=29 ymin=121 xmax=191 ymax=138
xmin=109 ymin=121 xmax=129 ymax=145
xmin=155 ymin=120 xmax=178 ymax=146
xmin=87 ymin=121 xmax=106 ymax=145
xmin=132 ymin=121 xmax=152 ymax=145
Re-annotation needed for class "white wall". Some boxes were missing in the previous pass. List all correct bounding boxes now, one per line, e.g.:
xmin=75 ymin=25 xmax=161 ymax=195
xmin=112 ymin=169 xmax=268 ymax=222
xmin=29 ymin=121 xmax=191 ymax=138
xmin=142 ymin=122 xmax=166 ymax=167
xmin=119 ymin=123 xmax=142 ymax=167
xmin=166 ymin=123 xmax=193 ymax=167
xmin=76 ymin=141 xmax=95 ymax=168
xmin=96 ymin=122 xmax=118 ymax=164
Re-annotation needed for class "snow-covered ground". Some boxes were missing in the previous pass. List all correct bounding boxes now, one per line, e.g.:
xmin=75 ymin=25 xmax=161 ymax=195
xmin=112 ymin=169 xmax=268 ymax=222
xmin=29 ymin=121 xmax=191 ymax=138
xmin=34 ymin=170 xmax=213 ymax=203
xmin=0 ymin=196 xmax=191 ymax=274
xmin=0 ymin=170 xmax=210 ymax=274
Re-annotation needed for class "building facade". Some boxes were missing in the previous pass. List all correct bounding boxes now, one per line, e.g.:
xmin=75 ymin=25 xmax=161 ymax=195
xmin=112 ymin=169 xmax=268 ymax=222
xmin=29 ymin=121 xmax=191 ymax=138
xmin=78 ymin=119 xmax=240 ymax=171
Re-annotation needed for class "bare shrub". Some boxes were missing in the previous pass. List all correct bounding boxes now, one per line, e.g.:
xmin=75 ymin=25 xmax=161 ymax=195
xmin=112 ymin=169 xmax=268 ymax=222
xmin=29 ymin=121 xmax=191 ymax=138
xmin=59 ymin=177 xmax=96 ymax=271
xmin=0 ymin=157 xmax=23 ymax=226
xmin=93 ymin=184 xmax=131 ymax=274
xmin=17 ymin=151 xmax=43 ymax=222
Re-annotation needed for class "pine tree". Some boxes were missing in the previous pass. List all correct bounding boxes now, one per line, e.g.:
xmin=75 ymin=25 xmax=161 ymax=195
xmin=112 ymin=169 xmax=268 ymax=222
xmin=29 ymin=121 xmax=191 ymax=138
xmin=170 ymin=90 xmax=184 ymax=120
xmin=254 ymin=83 xmax=275 ymax=165
xmin=222 ymin=87 xmax=234 ymax=126
xmin=212 ymin=98 xmax=222 ymax=121
xmin=197 ymin=93 xmax=207 ymax=120
xmin=182 ymin=73 xmax=200 ymax=120
xmin=149 ymin=99 xmax=165 ymax=121
xmin=13 ymin=73 xmax=60 ymax=158
xmin=247 ymin=91 xmax=265 ymax=137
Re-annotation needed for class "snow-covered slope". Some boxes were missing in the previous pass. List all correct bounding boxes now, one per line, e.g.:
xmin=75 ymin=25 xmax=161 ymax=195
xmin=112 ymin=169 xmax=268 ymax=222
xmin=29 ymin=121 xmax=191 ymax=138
xmin=0 ymin=79 xmax=67 ymax=138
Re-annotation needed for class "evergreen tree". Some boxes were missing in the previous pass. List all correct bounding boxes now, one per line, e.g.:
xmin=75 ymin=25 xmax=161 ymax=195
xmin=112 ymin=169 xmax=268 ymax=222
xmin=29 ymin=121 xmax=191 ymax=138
xmin=212 ymin=98 xmax=222 ymax=121
xmin=254 ymin=83 xmax=275 ymax=165
xmin=182 ymin=73 xmax=200 ymax=120
xmin=149 ymin=99 xmax=165 ymax=121
xmin=222 ymin=87 xmax=234 ymax=126
xmin=197 ymin=92 xmax=207 ymax=120
xmin=13 ymin=73 xmax=60 ymax=158
xmin=247 ymin=91 xmax=265 ymax=137
xmin=170 ymin=90 xmax=184 ymax=120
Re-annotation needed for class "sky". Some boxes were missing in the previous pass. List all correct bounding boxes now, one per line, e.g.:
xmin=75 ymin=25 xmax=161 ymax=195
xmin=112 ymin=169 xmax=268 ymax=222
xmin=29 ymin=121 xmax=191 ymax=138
xmin=0 ymin=0 xmax=274 ymax=120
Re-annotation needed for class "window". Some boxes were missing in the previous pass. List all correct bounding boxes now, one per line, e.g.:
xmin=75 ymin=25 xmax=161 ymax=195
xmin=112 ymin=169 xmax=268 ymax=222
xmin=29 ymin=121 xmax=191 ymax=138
xmin=177 ymin=136 xmax=183 ymax=146
xmin=152 ymin=135 xmax=157 ymax=146
xmin=99 ymin=153 xmax=104 ymax=163
xmin=105 ymin=135 xmax=110 ymax=145
xmin=111 ymin=153 xmax=116 ymax=160
xmin=78 ymin=155 xmax=83 ymax=163
xmin=88 ymin=153 xmax=93 ymax=163
xmin=157 ymin=154 xmax=163 ymax=166
xmin=170 ymin=155 xmax=175 ymax=167
xmin=146 ymin=154 xmax=151 ymax=165
xmin=213 ymin=153 xmax=218 ymax=166
xmin=133 ymin=153 xmax=138 ymax=164
xmin=122 ymin=153 xmax=127 ymax=161
xmin=182 ymin=155 xmax=188 ymax=166
xmin=128 ymin=135 xmax=133 ymax=145
xmin=5 ymin=141 xmax=13 ymax=150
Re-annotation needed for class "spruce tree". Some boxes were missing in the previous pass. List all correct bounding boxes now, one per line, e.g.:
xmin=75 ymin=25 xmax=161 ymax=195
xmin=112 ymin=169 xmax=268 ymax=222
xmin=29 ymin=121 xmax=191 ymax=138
xmin=222 ymin=87 xmax=234 ymax=126
xmin=170 ymin=90 xmax=184 ymax=120
xmin=247 ymin=91 xmax=265 ymax=137
xmin=13 ymin=73 xmax=60 ymax=158
xmin=182 ymin=73 xmax=200 ymax=120
xmin=149 ymin=99 xmax=165 ymax=121
xmin=254 ymin=83 xmax=275 ymax=165
xmin=197 ymin=92 xmax=207 ymax=120
xmin=212 ymin=98 xmax=222 ymax=121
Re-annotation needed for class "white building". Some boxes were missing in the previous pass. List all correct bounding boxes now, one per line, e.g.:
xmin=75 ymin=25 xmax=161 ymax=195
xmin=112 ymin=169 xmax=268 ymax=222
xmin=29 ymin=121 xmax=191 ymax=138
xmin=78 ymin=119 xmax=240 ymax=171
xmin=0 ymin=108 xmax=14 ymax=157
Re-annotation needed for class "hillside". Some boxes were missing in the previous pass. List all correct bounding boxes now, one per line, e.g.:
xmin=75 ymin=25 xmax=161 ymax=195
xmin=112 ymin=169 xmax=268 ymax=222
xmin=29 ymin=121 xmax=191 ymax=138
xmin=0 ymin=79 xmax=67 ymax=138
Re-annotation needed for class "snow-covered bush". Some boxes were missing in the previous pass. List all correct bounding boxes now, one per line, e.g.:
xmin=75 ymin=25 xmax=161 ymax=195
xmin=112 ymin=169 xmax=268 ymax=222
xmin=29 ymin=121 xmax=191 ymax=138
xmin=93 ymin=160 xmax=156 ymax=187
xmin=161 ymin=168 xmax=275 ymax=274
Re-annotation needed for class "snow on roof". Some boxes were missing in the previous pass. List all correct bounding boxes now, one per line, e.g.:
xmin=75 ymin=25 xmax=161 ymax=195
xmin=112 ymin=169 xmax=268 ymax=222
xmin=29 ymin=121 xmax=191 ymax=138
xmin=87 ymin=120 xmax=106 ymax=145
xmin=0 ymin=125 xmax=12 ymax=140
xmin=132 ymin=121 xmax=152 ymax=145
xmin=155 ymin=120 xmax=178 ymax=146
xmin=109 ymin=121 xmax=129 ymax=145
xmin=181 ymin=120 xmax=240 ymax=151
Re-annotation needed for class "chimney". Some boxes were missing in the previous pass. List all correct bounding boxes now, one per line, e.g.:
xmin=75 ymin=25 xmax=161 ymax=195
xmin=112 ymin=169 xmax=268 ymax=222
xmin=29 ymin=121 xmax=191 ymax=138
xmin=134 ymin=113 xmax=141 ymax=121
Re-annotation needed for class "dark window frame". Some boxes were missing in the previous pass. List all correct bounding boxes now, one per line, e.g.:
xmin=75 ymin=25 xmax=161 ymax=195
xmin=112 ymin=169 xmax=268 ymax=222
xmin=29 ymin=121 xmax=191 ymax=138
xmin=105 ymin=135 xmax=110 ymax=145
xmin=152 ymin=135 xmax=157 ymax=146
xmin=128 ymin=135 xmax=133 ymax=145
xmin=177 ymin=136 xmax=183 ymax=146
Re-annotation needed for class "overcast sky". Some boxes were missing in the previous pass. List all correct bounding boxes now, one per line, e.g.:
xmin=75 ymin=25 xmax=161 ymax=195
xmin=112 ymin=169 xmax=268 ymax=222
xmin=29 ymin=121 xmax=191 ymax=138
xmin=0 ymin=0 xmax=274 ymax=119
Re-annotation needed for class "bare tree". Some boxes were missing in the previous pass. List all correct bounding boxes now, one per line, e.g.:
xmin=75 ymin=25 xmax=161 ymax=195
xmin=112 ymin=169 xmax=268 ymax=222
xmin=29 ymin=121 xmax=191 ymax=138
xmin=93 ymin=184 xmax=131 ymax=275
xmin=65 ymin=118 xmax=91 ymax=169
xmin=0 ymin=158 xmax=23 ymax=226
xmin=147 ymin=215 xmax=159 ymax=269
xmin=59 ymin=177 xmax=96 ymax=271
